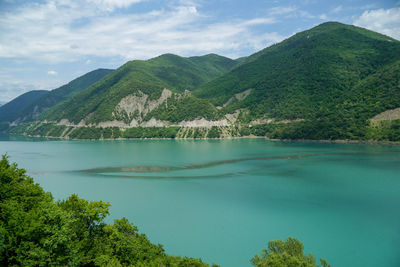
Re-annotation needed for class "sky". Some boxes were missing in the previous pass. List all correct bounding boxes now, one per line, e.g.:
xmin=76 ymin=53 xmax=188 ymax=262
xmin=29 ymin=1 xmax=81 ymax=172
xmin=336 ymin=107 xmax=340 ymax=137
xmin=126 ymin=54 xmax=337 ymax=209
xmin=0 ymin=0 xmax=399 ymax=103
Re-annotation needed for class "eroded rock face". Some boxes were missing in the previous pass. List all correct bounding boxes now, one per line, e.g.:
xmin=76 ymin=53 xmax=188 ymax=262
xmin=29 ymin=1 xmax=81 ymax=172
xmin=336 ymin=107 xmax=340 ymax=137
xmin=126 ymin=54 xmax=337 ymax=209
xmin=371 ymin=107 xmax=400 ymax=122
xmin=114 ymin=92 xmax=149 ymax=119
xmin=250 ymin=118 xmax=304 ymax=125
xmin=225 ymin=110 xmax=241 ymax=123
xmin=178 ymin=118 xmax=229 ymax=128
xmin=222 ymin=88 xmax=253 ymax=107
xmin=113 ymin=88 xmax=173 ymax=123
xmin=141 ymin=118 xmax=168 ymax=127
xmin=97 ymin=120 xmax=133 ymax=128
xmin=52 ymin=87 xmax=232 ymax=131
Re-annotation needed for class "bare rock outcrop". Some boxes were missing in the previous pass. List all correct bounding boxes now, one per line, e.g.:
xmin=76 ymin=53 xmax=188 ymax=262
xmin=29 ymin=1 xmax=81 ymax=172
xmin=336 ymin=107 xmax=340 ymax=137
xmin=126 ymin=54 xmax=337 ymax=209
xmin=113 ymin=88 xmax=173 ymax=123
xmin=371 ymin=107 xmax=400 ymax=123
xmin=222 ymin=88 xmax=252 ymax=107
xmin=178 ymin=118 xmax=229 ymax=128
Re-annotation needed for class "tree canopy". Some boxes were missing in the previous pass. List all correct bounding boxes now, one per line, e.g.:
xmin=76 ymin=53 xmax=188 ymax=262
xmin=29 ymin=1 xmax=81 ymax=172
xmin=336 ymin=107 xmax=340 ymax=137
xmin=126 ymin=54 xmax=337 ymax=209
xmin=251 ymin=237 xmax=330 ymax=267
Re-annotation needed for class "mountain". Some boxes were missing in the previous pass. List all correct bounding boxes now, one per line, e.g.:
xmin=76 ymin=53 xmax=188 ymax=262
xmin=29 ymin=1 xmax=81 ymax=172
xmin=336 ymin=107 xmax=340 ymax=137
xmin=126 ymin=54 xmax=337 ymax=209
xmin=10 ymin=22 xmax=400 ymax=141
xmin=193 ymin=21 xmax=400 ymax=140
xmin=37 ymin=54 xmax=237 ymax=125
xmin=0 ymin=69 xmax=113 ymax=128
xmin=0 ymin=90 xmax=49 ymax=124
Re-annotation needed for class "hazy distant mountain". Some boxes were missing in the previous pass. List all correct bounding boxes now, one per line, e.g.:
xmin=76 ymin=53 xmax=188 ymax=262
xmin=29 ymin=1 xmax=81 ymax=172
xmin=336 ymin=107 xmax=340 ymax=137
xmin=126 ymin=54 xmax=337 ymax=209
xmin=0 ymin=69 xmax=113 ymax=126
xmin=0 ymin=90 xmax=49 ymax=123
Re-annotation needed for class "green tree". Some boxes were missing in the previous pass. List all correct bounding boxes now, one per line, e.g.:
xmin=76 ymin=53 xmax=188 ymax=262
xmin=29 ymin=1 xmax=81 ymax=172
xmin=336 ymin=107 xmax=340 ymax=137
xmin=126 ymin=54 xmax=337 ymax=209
xmin=251 ymin=237 xmax=330 ymax=267
xmin=58 ymin=194 xmax=110 ymax=265
xmin=0 ymin=155 xmax=78 ymax=266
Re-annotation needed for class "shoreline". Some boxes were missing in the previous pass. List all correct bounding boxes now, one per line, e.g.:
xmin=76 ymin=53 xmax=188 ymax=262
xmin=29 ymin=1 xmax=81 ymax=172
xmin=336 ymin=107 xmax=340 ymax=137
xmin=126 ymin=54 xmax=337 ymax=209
xmin=267 ymin=138 xmax=400 ymax=146
xmin=7 ymin=133 xmax=264 ymax=141
xmin=6 ymin=133 xmax=400 ymax=146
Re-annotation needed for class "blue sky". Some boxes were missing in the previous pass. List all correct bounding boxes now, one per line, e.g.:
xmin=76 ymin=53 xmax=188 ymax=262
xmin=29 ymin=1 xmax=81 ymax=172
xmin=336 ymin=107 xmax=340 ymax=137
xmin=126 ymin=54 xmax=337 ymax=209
xmin=0 ymin=0 xmax=399 ymax=102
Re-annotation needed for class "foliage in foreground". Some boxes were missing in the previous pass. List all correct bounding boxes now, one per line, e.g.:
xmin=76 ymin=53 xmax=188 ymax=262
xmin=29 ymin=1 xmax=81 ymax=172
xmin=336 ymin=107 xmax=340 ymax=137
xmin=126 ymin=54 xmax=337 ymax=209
xmin=0 ymin=155 xmax=210 ymax=266
xmin=251 ymin=237 xmax=330 ymax=267
xmin=0 ymin=155 xmax=330 ymax=267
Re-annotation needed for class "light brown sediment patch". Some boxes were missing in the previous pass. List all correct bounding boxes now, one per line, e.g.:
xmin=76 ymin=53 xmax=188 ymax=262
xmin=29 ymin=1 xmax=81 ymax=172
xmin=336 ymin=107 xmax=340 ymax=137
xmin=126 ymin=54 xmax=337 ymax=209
xmin=223 ymin=88 xmax=252 ymax=107
xmin=53 ymin=117 xmax=231 ymax=129
xmin=178 ymin=118 xmax=230 ymax=128
xmin=250 ymin=118 xmax=304 ymax=125
xmin=97 ymin=120 xmax=130 ymax=128
xmin=225 ymin=110 xmax=241 ymax=123
xmin=141 ymin=118 xmax=168 ymax=127
xmin=371 ymin=107 xmax=400 ymax=123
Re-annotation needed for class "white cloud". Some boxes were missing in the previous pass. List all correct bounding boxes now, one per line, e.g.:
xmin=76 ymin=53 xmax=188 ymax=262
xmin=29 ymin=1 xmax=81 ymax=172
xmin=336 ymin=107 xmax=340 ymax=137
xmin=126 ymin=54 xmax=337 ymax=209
xmin=354 ymin=7 xmax=400 ymax=40
xmin=85 ymin=59 xmax=91 ymax=64
xmin=241 ymin=18 xmax=277 ymax=26
xmin=298 ymin=10 xmax=315 ymax=19
xmin=360 ymin=4 xmax=377 ymax=10
xmin=319 ymin=14 xmax=327 ymax=20
xmin=267 ymin=6 xmax=316 ymax=19
xmin=332 ymin=5 xmax=342 ymax=13
xmin=0 ymin=0 xmax=284 ymax=63
xmin=268 ymin=6 xmax=297 ymax=15
xmin=246 ymin=32 xmax=286 ymax=51
xmin=0 ymin=82 xmax=31 ymax=102
xmin=47 ymin=70 xmax=58 ymax=75
xmin=0 ymin=80 xmax=51 ymax=102
xmin=86 ymin=0 xmax=143 ymax=11
xmin=0 ymin=65 xmax=64 ymax=101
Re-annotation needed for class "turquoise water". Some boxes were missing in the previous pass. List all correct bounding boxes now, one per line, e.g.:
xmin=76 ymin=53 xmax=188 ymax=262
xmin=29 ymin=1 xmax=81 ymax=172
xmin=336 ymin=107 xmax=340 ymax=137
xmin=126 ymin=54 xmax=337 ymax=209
xmin=0 ymin=137 xmax=399 ymax=267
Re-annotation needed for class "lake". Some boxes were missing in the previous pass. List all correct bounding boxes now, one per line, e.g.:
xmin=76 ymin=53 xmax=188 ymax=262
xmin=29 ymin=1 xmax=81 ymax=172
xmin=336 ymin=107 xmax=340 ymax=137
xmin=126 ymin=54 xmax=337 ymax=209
xmin=0 ymin=136 xmax=399 ymax=267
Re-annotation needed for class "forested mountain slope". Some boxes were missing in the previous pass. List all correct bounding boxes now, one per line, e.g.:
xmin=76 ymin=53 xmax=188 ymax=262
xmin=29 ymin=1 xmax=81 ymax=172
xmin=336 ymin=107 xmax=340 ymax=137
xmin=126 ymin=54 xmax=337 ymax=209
xmin=193 ymin=22 xmax=400 ymax=140
xmin=38 ymin=54 xmax=236 ymax=125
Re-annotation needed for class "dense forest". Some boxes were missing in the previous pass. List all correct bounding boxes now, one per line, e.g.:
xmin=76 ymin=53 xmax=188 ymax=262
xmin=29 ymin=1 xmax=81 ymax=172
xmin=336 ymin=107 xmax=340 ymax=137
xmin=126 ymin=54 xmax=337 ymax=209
xmin=194 ymin=22 xmax=400 ymax=141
